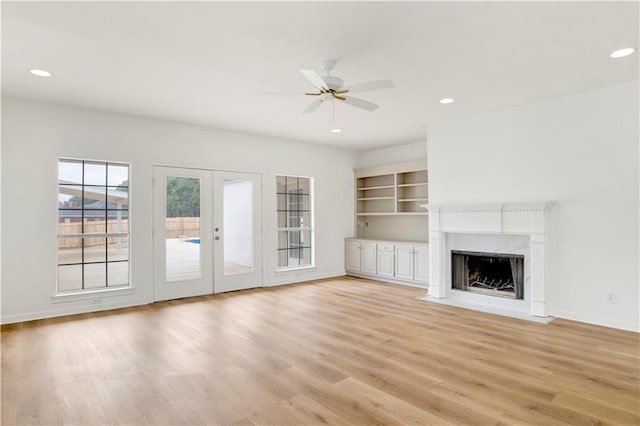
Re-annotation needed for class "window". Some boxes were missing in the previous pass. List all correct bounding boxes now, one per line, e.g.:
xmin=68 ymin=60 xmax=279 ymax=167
xmin=57 ymin=159 xmax=130 ymax=292
xmin=277 ymin=175 xmax=313 ymax=269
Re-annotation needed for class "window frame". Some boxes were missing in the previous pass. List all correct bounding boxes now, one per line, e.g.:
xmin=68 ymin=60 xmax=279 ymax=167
xmin=56 ymin=157 xmax=132 ymax=295
xmin=276 ymin=175 xmax=315 ymax=271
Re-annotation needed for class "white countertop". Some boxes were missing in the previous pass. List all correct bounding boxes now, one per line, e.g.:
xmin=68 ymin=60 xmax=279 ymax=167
xmin=346 ymin=237 xmax=428 ymax=245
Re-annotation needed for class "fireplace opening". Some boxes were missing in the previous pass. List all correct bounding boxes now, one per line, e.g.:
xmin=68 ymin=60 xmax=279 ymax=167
xmin=451 ymin=250 xmax=524 ymax=299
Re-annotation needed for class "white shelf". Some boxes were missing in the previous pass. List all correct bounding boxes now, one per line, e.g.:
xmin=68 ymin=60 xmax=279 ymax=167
xmin=398 ymin=198 xmax=428 ymax=202
xmin=358 ymin=196 xmax=395 ymax=201
xmin=357 ymin=185 xmax=395 ymax=191
xmin=397 ymin=182 xmax=428 ymax=188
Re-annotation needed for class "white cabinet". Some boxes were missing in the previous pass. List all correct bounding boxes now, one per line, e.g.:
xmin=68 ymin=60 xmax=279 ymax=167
xmin=376 ymin=244 xmax=395 ymax=277
xmin=345 ymin=240 xmax=377 ymax=274
xmin=346 ymin=239 xmax=428 ymax=286
xmin=395 ymin=244 xmax=429 ymax=283
xmin=345 ymin=240 xmax=362 ymax=272
xmin=395 ymin=245 xmax=415 ymax=281
xmin=415 ymin=245 xmax=430 ymax=283
xmin=361 ymin=243 xmax=377 ymax=274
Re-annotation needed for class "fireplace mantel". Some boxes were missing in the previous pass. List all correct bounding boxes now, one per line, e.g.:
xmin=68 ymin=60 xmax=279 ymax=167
xmin=421 ymin=202 xmax=553 ymax=317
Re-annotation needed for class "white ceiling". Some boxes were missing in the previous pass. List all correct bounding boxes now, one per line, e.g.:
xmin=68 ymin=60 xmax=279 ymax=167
xmin=2 ymin=2 xmax=638 ymax=150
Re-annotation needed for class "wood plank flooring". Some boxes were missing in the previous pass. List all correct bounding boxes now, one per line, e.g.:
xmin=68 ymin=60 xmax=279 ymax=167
xmin=1 ymin=276 xmax=639 ymax=425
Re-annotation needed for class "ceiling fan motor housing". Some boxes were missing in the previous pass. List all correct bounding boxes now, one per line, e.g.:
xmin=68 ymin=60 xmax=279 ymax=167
xmin=322 ymin=76 xmax=344 ymax=91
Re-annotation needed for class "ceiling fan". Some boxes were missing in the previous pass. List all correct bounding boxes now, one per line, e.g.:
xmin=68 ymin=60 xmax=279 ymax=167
xmin=270 ymin=59 xmax=396 ymax=114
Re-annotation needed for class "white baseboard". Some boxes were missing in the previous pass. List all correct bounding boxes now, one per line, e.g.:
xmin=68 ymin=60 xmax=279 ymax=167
xmin=2 ymin=274 xmax=348 ymax=325
xmin=347 ymin=272 xmax=429 ymax=289
xmin=1 ymin=298 xmax=150 ymax=325
xmin=551 ymin=310 xmax=639 ymax=333
xmin=265 ymin=271 xmax=347 ymax=287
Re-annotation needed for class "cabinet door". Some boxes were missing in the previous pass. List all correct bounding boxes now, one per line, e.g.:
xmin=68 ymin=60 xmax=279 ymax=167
xmin=361 ymin=243 xmax=377 ymax=274
xmin=414 ymin=245 xmax=429 ymax=283
xmin=345 ymin=241 xmax=362 ymax=272
xmin=395 ymin=245 xmax=415 ymax=281
xmin=377 ymin=245 xmax=395 ymax=277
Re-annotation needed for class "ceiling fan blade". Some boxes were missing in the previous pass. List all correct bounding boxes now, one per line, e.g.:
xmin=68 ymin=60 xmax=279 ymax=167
xmin=344 ymin=79 xmax=395 ymax=94
xmin=303 ymin=98 xmax=323 ymax=114
xmin=341 ymin=96 xmax=379 ymax=111
xmin=305 ymin=92 xmax=322 ymax=96
xmin=300 ymin=69 xmax=328 ymax=91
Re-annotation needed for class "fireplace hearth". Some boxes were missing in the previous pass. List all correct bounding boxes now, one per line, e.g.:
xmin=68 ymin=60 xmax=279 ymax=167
xmin=452 ymin=250 xmax=524 ymax=299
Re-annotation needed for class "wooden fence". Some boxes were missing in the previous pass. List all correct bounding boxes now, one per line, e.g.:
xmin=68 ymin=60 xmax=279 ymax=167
xmin=58 ymin=217 xmax=200 ymax=248
xmin=164 ymin=217 xmax=200 ymax=239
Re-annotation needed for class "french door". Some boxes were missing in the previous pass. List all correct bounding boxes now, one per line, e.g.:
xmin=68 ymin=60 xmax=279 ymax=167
xmin=213 ymin=171 xmax=262 ymax=292
xmin=153 ymin=166 xmax=262 ymax=301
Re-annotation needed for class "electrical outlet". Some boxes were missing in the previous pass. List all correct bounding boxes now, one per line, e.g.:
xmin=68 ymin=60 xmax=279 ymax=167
xmin=606 ymin=292 xmax=616 ymax=304
xmin=92 ymin=298 xmax=102 ymax=304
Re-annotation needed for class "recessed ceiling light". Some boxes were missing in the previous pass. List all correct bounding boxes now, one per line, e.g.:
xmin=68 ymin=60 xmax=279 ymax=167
xmin=440 ymin=98 xmax=454 ymax=104
xmin=30 ymin=69 xmax=52 ymax=77
xmin=331 ymin=128 xmax=342 ymax=133
xmin=610 ymin=48 xmax=635 ymax=58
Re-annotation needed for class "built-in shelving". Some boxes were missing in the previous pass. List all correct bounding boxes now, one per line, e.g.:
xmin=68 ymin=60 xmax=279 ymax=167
xmin=355 ymin=164 xmax=428 ymax=216
xmin=353 ymin=160 xmax=428 ymax=243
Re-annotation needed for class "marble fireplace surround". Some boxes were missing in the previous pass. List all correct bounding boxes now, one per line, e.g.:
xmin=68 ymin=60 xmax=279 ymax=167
xmin=422 ymin=202 xmax=553 ymax=318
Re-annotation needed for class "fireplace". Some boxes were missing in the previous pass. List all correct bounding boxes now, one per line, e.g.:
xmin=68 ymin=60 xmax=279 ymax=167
xmin=423 ymin=202 xmax=552 ymax=317
xmin=451 ymin=250 xmax=524 ymax=299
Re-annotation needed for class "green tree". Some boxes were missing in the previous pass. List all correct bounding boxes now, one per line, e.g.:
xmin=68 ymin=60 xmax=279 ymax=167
xmin=166 ymin=177 xmax=200 ymax=217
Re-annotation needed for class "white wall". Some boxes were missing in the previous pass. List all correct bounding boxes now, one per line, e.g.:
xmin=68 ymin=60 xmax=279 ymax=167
xmin=357 ymin=140 xmax=426 ymax=168
xmin=428 ymin=80 xmax=639 ymax=331
xmin=1 ymin=96 xmax=358 ymax=323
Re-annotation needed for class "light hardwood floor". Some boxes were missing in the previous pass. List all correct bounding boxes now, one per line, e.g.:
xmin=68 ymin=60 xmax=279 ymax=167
xmin=1 ymin=277 xmax=639 ymax=425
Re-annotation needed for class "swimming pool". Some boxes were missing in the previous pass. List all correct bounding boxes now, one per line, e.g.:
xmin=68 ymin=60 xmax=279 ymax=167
xmin=184 ymin=238 xmax=200 ymax=244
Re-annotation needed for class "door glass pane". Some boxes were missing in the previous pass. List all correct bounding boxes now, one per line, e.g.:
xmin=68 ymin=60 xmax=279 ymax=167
xmin=223 ymin=179 xmax=254 ymax=276
xmin=165 ymin=176 xmax=201 ymax=282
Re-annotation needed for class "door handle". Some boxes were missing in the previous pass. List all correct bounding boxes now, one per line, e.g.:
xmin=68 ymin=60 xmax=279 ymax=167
xmin=215 ymin=236 xmax=220 ymax=240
